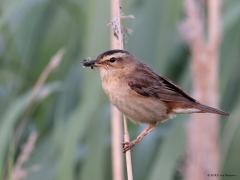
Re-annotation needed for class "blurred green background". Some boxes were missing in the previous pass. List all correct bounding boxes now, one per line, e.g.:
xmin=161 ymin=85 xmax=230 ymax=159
xmin=0 ymin=0 xmax=240 ymax=180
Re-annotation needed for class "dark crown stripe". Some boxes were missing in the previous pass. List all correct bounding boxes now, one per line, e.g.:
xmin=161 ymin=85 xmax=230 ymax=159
xmin=98 ymin=49 xmax=130 ymax=59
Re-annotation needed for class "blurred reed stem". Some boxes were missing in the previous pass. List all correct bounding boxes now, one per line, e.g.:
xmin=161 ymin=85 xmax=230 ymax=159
xmin=28 ymin=48 xmax=65 ymax=107
xmin=16 ymin=49 xmax=65 ymax=143
xmin=182 ymin=0 xmax=222 ymax=179
xmin=11 ymin=131 xmax=38 ymax=180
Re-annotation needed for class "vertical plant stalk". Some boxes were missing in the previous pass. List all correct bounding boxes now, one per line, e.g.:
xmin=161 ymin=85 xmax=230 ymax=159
xmin=182 ymin=0 xmax=222 ymax=179
xmin=111 ymin=0 xmax=133 ymax=180
xmin=123 ymin=116 xmax=133 ymax=180
xmin=111 ymin=106 xmax=123 ymax=180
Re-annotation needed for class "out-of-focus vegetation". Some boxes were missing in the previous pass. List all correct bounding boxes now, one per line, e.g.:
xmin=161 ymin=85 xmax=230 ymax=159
xmin=0 ymin=0 xmax=240 ymax=180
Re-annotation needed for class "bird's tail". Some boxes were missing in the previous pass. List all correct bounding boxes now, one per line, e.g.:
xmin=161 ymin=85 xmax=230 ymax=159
xmin=194 ymin=103 xmax=229 ymax=116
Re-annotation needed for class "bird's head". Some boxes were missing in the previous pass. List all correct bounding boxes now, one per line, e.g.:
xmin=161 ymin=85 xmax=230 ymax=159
xmin=82 ymin=49 xmax=138 ymax=78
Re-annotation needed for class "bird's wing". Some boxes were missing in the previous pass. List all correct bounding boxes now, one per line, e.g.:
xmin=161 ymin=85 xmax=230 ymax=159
xmin=128 ymin=64 xmax=197 ymax=103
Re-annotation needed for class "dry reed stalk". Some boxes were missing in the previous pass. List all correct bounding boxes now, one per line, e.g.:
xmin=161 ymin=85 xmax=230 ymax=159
xmin=182 ymin=0 xmax=222 ymax=179
xmin=28 ymin=49 xmax=65 ymax=105
xmin=111 ymin=106 xmax=124 ymax=180
xmin=123 ymin=116 xmax=133 ymax=180
xmin=15 ymin=49 xmax=65 ymax=143
xmin=11 ymin=131 xmax=38 ymax=180
xmin=111 ymin=0 xmax=133 ymax=180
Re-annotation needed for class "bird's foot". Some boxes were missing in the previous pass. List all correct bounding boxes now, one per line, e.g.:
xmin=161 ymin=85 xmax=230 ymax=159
xmin=122 ymin=141 xmax=135 ymax=153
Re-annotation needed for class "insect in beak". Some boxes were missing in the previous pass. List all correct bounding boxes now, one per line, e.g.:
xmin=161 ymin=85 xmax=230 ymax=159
xmin=80 ymin=59 xmax=98 ymax=69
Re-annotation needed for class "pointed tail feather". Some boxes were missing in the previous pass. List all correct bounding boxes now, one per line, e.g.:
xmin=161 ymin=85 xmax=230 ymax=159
xmin=195 ymin=103 xmax=229 ymax=116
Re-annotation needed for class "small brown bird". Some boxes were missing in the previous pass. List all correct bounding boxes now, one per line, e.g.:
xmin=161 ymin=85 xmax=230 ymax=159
xmin=82 ymin=49 xmax=229 ymax=153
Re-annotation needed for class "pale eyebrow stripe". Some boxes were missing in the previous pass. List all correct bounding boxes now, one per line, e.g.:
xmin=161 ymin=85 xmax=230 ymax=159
xmin=102 ymin=53 xmax=126 ymax=61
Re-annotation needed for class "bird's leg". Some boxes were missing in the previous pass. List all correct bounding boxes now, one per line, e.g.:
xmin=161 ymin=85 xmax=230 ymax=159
xmin=123 ymin=123 xmax=156 ymax=153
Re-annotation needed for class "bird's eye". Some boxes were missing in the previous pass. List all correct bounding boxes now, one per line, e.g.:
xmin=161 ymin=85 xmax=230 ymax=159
xmin=109 ymin=57 xmax=117 ymax=63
